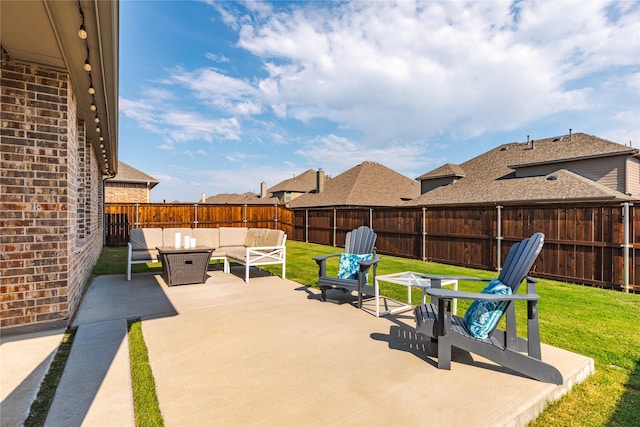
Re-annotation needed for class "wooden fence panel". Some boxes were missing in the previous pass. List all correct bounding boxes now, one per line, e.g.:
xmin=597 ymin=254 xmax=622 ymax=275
xmin=372 ymin=208 xmax=422 ymax=258
xmin=423 ymin=207 xmax=494 ymax=269
xmin=305 ymin=210 xmax=334 ymax=246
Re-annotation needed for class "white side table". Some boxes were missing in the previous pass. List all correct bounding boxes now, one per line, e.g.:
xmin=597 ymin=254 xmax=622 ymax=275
xmin=374 ymin=271 xmax=458 ymax=317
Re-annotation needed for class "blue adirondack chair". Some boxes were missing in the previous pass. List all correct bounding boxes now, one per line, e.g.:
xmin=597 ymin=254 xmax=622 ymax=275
xmin=415 ymin=232 xmax=563 ymax=384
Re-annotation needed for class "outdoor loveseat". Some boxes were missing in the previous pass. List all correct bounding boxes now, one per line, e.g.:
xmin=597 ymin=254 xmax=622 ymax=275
xmin=127 ymin=227 xmax=286 ymax=283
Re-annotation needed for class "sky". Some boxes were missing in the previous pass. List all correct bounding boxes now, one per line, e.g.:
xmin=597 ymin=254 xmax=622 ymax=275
xmin=118 ymin=0 xmax=640 ymax=203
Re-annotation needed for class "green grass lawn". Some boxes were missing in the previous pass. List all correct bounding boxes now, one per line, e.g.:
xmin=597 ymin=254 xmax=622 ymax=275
xmin=97 ymin=240 xmax=640 ymax=426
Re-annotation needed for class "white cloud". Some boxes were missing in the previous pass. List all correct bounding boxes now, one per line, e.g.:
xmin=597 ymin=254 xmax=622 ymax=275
xmin=119 ymin=95 xmax=242 ymax=147
xmin=205 ymin=52 xmax=230 ymax=63
xmin=162 ymin=111 xmax=241 ymax=142
xmin=211 ymin=0 xmax=637 ymax=144
xmin=170 ymin=67 xmax=261 ymax=116
xmin=294 ymin=134 xmax=434 ymax=177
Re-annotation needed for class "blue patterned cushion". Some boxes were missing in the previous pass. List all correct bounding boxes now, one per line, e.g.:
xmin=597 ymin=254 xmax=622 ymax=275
xmin=337 ymin=253 xmax=372 ymax=280
xmin=463 ymin=279 xmax=512 ymax=340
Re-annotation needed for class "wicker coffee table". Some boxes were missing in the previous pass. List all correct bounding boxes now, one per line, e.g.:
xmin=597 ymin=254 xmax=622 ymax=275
xmin=156 ymin=247 xmax=215 ymax=286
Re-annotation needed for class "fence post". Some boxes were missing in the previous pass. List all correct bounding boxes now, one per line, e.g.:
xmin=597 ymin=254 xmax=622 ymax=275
xmin=243 ymin=204 xmax=247 ymax=227
xmin=422 ymin=207 xmax=427 ymax=261
xmin=274 ymin=204 xmax=279 ymax=230
xmin=194 ymin=203 xmax=198 ymax=228
xmin=135 ymin=203 xmax=140 ymax=229
xmin=623 ymin=202 xmax=631 ymax=292
xmin=333 ymin=209 xmax=337 ymax=247
xmin=305 ymin=209 xmax=309 ymax=242
xmin=496 ymin=205 xmax=503 ymax=271
xmin=369 ymin=208 xmax=373 ymax=229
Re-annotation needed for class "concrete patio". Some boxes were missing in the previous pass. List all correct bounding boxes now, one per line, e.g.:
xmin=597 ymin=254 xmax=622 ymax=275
xmin=1 ymin=267 xmax=594 ymax=426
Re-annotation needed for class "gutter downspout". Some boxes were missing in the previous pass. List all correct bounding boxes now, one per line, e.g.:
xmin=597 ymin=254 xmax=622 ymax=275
xmin=102 ymin=173 xmax=116 ymax=245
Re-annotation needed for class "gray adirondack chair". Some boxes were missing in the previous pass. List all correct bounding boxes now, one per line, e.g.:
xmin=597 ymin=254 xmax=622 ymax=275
xmin=313 ymin=226 xmax=380 ymax=308
xmin=415 ymin=232 xmax=563 ymax=384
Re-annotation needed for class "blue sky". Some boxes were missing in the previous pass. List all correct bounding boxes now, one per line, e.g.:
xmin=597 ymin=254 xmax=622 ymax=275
xmin=119 ymin=0 xmax=640 ymax=203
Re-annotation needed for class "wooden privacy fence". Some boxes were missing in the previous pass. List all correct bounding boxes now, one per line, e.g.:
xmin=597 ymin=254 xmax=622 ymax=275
xmin=292 ymin=202 xmax=638 ymax=292
xmin=104 ymin=203 xmax=293 ymax=246
xmin=104 ymin=202 xmax=637 ymax=292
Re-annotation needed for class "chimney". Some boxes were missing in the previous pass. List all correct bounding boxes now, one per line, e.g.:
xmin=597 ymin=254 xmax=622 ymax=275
xmin=260 ymin=181 xmax=267 ymax=199
xmin=569 ymin=128 xmax=572 ymax=141
xmin=531 ymin=139 xmax=535 ymax=149
xmin=316 ymin=168 xmax=325 ymax=194
xmin=201 ymin=192 xmax=206 ymax=203
xmin=527 ymin=135 xmax=530 ymax=143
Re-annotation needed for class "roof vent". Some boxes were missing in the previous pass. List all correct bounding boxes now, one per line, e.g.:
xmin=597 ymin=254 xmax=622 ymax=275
xmin=500 ymin=146 xmax=509 ymax=151
xmin=553 ymin=137 xmax=562 ymax=142
xmin=546 ymin=173 xmax=560 ymax=181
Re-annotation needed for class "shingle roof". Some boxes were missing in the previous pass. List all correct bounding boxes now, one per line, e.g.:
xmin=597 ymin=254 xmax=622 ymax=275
xmin=108 ymin=161 xmax=159 ymax=188
xmin=268 ymin=169 xmax=327 ymax=193
xmin=289 ymin=161 xmax=420 ymax=208
xmin=406 ymin=132 xmax=638 ymax=206
xmin=204 ymin=192 xmax=280 ymax=205
xmin=416 ymin=163 xmax=466 ymax=180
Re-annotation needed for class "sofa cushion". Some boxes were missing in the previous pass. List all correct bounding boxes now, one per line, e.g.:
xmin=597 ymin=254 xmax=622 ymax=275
xmin=264 ymin=230 xmax=284 ymax=246
xmin=129 ymin=228 xmax=163 ymax=251
xmin=225 ymin=249 xmax=247 ymax=263
xmin=220 ymin=246 xmax=246 ymax=255
xmin=245 ymin=228 xmax=268 ymax=247
xmin=191 ymin=228 xmax=220 ymax=248
xmin=219 ymin=227 xmax=248 ymax=247
xmin=246 ymin=228 xmax=285 ymax=246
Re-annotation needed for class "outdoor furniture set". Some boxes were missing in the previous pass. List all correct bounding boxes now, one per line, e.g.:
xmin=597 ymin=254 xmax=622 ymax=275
xmin=314 ymin=227 xmax=562 ymax=385
xmin=127 ymin=227 xmax=286 ymax=284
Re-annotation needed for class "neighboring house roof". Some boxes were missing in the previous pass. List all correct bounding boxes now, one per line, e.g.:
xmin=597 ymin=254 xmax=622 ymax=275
xmin=289 ymin=161 xmax=420 ymax=208
xmin=268 ymin=169 xmax=327 ymax=194
xmin=417 ymin=163 xmax=466 ymax=180
xmin=407 ymin=132 xmax=638 ymax=206
xmin=204 ymin=192 xmax=280 ymax=205
xmin=107 ymin=162 xmax=159 ymax=188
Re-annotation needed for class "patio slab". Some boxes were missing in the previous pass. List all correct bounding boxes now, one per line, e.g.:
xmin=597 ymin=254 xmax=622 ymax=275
xmin=2 ymin=268 xmax=594 ymax=426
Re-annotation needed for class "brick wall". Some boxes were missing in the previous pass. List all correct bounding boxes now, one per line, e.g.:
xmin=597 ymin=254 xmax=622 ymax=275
xmin=1 ymin=46 xmax=104 ymax=333
xmin=105 ymin=182 xmax=150 ymax=203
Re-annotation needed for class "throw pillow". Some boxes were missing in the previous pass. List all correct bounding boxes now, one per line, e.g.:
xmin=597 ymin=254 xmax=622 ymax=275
xmin=463 ymin=279 xmax=512 ymax=340
xmin=337 ymin=253 xmax=373 ymax=280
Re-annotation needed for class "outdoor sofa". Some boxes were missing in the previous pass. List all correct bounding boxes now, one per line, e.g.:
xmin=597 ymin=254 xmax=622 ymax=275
xmin=127 ymin=227 xmax=286 ymax=283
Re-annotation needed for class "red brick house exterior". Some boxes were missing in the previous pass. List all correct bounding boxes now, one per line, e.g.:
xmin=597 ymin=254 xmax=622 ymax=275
xmin=1 ymin=1 xmax=119 ymax=333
